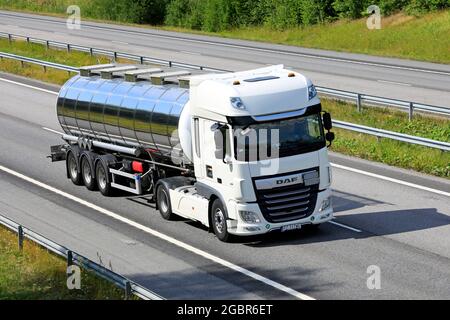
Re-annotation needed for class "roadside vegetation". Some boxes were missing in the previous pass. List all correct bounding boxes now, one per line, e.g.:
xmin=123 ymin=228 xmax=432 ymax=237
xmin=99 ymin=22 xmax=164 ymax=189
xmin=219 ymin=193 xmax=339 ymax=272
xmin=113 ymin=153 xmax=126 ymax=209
xmin=0 ymin=1 xmax=449 ymax=63
xmin=0 ymin=38 xmax=448 ymax=178
xmin=0 ymin=225 xmax=127 ymax=299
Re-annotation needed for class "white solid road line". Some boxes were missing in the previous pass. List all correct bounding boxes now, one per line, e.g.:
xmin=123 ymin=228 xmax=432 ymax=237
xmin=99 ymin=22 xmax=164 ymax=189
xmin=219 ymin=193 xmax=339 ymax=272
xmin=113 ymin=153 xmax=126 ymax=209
xmin=0 ymin=164 xmax=315 ymax=300
xmin=329 ymin=221 xmax=362 ymax=233
xmin=331 ymin=163 xmax=450 ymax=198
xmin=112 ymin=40 xmax=129 ymax=45
xmin=377 ymin=80 xmax=412 ymax=87
xmin=0 ymin=77 xmax=58 ymax=95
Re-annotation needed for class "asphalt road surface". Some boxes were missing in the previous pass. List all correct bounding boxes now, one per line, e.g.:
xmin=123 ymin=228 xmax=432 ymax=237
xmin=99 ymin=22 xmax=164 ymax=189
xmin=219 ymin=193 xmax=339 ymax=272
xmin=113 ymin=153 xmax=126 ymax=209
xmin=0 ymin=10 xmax=450 ymax=108
xmin=0 ymin=73 xmax=449 ymax=299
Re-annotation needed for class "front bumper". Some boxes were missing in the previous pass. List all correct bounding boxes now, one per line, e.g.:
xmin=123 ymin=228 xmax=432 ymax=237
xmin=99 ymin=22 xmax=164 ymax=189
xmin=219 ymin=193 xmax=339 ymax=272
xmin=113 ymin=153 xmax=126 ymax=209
xmin=227 ymin=188 xmax=333 ymax=235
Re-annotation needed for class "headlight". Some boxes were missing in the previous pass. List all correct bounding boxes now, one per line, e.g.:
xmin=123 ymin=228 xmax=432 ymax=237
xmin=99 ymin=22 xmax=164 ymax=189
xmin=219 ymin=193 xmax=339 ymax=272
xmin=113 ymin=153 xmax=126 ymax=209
xmin=320 ymin=197 xmax=332 ymax=212
xmin=308 ymin=84 xmax=317 ymax=100
xmin=230 ymin=97 xmax=246 ymax=110
xmin=239 ymin=211 xmax=261 ymax=224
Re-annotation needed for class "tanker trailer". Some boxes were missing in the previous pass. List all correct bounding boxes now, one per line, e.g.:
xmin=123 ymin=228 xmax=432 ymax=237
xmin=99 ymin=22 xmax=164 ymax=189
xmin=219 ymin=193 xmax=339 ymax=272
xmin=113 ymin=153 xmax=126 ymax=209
xmin=50 ymin=64 xmax=335 ymax=242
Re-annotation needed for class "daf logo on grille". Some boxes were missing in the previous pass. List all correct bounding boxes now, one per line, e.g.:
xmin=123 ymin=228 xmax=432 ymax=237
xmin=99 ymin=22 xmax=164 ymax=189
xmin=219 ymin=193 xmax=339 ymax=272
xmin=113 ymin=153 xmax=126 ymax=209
xmin=276 ymin=177 xmax=298 ymax=185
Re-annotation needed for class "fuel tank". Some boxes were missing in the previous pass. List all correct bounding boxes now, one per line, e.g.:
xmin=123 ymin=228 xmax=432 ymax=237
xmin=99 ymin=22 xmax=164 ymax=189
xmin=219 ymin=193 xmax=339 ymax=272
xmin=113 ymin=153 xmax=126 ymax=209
xmin=56 ymin=75 xmax=193 ymax=163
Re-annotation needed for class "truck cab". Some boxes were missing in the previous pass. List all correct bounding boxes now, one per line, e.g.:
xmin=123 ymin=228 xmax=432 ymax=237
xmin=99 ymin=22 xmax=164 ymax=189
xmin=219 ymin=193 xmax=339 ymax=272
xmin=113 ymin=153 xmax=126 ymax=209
xmin=164 ymin=65 xmax=334 ymax=241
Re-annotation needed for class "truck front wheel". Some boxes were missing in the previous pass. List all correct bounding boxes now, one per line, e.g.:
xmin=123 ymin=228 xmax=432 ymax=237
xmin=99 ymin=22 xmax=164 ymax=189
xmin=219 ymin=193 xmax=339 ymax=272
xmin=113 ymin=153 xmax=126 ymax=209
xmin=157 ymin=184 xmax=174 ymax=220
xmin=67 ymin=151 xmax=82 ymax=185
xmin=211 ymin=199 xmax=231 ymax=242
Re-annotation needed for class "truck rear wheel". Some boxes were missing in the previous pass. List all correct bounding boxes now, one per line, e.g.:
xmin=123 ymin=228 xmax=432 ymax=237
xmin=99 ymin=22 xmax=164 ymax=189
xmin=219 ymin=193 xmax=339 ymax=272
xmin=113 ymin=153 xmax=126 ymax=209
xmin=81 ymin=156 xmax=97 ymax=191
xmin=157 ymin=184 xmax=174 ymax=220
xmin=96 ymin=161 xmax=112 ymax=196
xmin=211 ymin=199 xmax=231 ymax=242
xmin=67 ymin=151 xmax=82 ymax=185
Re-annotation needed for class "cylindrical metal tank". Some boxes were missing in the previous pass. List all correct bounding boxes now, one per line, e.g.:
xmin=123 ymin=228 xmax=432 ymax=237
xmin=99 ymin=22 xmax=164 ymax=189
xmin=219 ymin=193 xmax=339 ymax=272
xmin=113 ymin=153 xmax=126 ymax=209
xmin=57 ymin=75 xmax=193 ymax=163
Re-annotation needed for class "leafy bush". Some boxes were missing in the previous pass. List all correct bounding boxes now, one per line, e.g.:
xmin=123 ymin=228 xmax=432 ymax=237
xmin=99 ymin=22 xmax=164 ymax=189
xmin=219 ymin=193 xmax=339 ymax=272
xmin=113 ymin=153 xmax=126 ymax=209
xmin=0 ymin=0 xmax=449 ymax=30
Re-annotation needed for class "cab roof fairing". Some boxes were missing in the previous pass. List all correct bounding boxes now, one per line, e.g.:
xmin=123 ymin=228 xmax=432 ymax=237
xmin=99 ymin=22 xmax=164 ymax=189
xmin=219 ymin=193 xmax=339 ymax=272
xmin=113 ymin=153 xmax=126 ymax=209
xmin=188 ymin=66 xmax=320 ymax=120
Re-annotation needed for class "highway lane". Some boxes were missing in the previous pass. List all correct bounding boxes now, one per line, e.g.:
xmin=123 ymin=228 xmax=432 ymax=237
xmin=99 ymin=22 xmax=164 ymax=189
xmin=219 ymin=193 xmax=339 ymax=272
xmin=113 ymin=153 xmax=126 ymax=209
xmin=1 ymin=74 xmax=450 ymax=299
xmin=1 ymin=10 xmax=450 ymax=107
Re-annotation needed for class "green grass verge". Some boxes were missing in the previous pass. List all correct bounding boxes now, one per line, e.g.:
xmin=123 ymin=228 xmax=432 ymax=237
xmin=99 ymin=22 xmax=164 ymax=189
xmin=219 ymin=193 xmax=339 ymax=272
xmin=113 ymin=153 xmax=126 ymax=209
xmin=0 ymin=38 xmax=448 ymax=178
xmin=211 ymin=11 xmax=450 ymax=64
xmin=0 ymin=225 xmax=127 ymax=299
xmin=0 ymin=6 xmax=449 ymax=64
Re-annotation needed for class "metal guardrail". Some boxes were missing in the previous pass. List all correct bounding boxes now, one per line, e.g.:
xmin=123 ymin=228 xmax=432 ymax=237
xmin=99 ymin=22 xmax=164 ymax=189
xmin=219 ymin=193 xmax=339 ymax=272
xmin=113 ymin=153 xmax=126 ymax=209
xmin=317 ymin=87 xmax=450 ymax=119
xmin=0 ymin=51 xmax=78 ymax=72
xmin=1 ymin=31 xmax=450 ymax=119
xmin=333 ymin=120 xmax=450 ymax=152
xmin=0 ymin=32 xmax=227 ymax=73
xmin=0 ymin=50 xmax=449 ymax=152
xmin=0 ymin=213 xmax=164 ymax=300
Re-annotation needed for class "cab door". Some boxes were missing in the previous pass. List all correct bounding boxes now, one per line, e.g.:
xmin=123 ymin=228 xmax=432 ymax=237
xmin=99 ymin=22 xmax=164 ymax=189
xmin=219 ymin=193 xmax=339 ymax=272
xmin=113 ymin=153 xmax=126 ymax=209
xmin=193 ymin=118 xmax=234 ymax=194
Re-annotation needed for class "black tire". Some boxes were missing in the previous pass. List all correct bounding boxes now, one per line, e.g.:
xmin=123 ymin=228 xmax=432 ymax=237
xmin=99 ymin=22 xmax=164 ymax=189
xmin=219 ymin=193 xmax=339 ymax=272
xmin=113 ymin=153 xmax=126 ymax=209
xmin=95 ymin=161 xmax=112 ymax=196
xmin=67 ymin=151 xmax=82 ymax=185
xmin=211 ymin=199 xmax=231 ymax=242
xmin=157 ymin=184 xmax=174 ymax=220
xmin=81 ymin=156 xmax=97 ymax=191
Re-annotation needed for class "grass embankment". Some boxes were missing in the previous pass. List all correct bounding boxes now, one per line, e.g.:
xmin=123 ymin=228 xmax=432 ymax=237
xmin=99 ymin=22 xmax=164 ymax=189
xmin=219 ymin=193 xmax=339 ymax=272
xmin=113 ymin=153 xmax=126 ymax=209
xmin=0 ymin=38 xmax=448 ymax=178
xmin=0 ymin=3 xmax=449 ymax=64
xmin=0 ymin=225 xmax=126 ymax=299
xmin=325 ymin=100 xmax=450 ymax=178
xmin=212 ymin=11 xmax=450 ymax=64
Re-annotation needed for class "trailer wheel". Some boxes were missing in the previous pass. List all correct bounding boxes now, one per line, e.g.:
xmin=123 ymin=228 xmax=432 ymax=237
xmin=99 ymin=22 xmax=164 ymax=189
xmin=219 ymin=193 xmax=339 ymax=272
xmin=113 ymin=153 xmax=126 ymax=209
xmin=156 ymin=184 xmax=174 ymax=220
xmin=67 ymin=151 xmax=82 ymax=185
xmin=211 ymin=199 xmax=231 ymax=242
xmin=81 ymin=156 xmax=97 ymax=191
xmin=96 ymin=161 xmax=112 ymax=196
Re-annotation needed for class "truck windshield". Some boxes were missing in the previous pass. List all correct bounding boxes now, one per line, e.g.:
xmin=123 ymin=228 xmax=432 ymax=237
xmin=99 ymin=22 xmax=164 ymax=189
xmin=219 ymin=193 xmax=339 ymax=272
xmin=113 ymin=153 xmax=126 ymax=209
xmin=233 ymin=113 xmax=325 ymax=161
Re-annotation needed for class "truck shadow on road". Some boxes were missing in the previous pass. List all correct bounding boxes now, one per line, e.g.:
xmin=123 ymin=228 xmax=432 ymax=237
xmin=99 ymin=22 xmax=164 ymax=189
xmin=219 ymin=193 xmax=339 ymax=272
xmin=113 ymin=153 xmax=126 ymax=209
xmin=244 ymin=206 xmax=450 ymax=248
xmin=241 ymin=191 xmax=450 ymax=247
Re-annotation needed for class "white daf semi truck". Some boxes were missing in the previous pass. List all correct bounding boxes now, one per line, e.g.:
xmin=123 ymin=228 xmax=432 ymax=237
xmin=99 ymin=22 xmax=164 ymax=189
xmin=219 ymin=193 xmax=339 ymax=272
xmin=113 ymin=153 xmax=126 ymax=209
xmin=50 ymin=64 xmax=335 ymax=242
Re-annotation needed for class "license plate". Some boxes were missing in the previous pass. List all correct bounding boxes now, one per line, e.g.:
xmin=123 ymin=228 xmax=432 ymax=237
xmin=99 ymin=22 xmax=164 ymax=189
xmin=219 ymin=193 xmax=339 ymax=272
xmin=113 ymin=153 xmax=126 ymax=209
xmin=281 ymin=223 xmax=302 ymax=232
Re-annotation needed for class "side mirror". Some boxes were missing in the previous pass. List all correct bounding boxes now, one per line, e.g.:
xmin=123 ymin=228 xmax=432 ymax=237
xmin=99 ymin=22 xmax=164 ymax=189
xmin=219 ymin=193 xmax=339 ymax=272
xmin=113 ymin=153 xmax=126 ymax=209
xmin=326 ymin=132 xmax=335 ymax=143
xmin=323 ymin=112 xmax=332 ymax=131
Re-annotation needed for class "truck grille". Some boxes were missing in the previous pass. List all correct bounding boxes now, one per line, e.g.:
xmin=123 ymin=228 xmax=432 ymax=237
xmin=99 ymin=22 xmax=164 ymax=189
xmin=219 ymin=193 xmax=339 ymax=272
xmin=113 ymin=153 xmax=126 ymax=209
xmin=253 ymin=169 xmax=319 ymax=223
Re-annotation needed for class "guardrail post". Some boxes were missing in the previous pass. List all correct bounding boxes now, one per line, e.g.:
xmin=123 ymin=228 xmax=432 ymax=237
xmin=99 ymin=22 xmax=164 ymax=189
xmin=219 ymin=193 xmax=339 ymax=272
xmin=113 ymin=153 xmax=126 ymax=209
xmin=26 ymin=37 xmax=30 ymax=44
xmin=356 ymin=94 xmax=362 ymax=112
xmin=113 ymin=52 xmax=117 ymax=62
xmin=20 ymin=61 xmax=24 ymax=68
xmin=124 ymin=281 xmax=132 ymax=300
xmin=140 ymin=56 xmax=144 ymax=65
xmin=46 ymin=40 xmax=49 ymax=50
xmin=409 ymin=102 xmax=414 ymax=121
xmin=169 ymin=61 xmax=172 ymax=68
xmin=18 ymin=226 xmax=24 ymax=251
xmin=89 ymin=48 xmax=93 ymax=56
xmin=8 ymin=34 xmax=12 ymax=43
xmin=67 ymin=44 xmax=71 ymax=52
xmin=67 ymin=251 xmax=73 ymax=266
xmin=43 ymin=65 xmax=47 ymax=73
